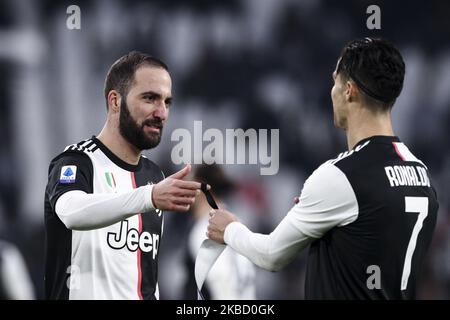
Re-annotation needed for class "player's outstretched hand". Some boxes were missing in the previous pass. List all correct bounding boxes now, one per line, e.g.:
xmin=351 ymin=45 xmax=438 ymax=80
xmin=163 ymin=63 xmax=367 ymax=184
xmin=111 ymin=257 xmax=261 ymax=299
xmin=152 ymin=164 xmax=206 ymax=212
xmin=207 ymin=209 xmax=238 ymax=244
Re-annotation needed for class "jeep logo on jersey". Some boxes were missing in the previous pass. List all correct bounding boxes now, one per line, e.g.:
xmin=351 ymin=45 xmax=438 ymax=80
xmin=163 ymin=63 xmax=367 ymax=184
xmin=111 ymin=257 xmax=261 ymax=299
xmin=107 ymin=220 xmax=159 ymax=259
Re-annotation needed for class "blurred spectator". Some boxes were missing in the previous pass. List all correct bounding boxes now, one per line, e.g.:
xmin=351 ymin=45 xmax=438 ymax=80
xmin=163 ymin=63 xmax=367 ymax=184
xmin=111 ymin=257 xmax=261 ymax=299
xmin=182 ymin=164 xmax=256 ymax=300
xmin=0 ymin=240 xmax=35 ymax=300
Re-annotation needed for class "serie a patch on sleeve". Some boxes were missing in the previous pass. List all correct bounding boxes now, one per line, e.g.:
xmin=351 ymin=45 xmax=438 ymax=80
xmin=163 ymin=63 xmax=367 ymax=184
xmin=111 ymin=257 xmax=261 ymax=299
xmin=60 ymin=165 xmax=77 ymax=184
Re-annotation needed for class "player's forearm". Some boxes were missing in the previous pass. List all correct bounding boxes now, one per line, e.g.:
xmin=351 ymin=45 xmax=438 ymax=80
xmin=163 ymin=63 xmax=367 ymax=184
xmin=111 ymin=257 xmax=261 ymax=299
xmin=55 ymin=185 xmax=154 ymax=230
xmin=223 ymin=216 xmax=313 ymax=272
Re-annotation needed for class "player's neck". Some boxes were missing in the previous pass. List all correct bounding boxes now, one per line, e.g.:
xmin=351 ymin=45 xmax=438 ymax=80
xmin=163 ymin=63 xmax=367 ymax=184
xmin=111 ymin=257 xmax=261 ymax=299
xmin=97 ymin=125 xmax=141 ymax=165
xmin=345 ymin=108 xmax=394 ymax=150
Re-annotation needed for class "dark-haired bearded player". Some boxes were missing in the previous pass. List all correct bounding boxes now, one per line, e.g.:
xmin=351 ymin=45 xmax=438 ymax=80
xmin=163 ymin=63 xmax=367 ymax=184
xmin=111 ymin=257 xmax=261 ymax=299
xmin=207 ymin=38 xmax=439 ymax=299
xmin=45 ymin=51 xmax=205 ymax=300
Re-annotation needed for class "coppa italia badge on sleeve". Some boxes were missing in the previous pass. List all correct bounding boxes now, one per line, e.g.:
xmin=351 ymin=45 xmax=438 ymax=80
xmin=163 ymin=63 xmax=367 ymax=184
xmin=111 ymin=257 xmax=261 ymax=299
xmin=59 ymin=165 xmax=77 ymax=184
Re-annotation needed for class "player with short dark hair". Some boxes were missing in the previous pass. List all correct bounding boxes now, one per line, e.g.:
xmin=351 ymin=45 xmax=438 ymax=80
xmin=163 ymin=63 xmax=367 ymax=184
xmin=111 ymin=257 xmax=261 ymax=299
xmin=207 ymin=38 xmax=439 ymax=299
xmin=44 ymin=51 xmax=204 ymax=300
xmin=103 ymin=51 xmax=169 ymax=111
xmin=335 ymin=37 xmax=405 ymax=110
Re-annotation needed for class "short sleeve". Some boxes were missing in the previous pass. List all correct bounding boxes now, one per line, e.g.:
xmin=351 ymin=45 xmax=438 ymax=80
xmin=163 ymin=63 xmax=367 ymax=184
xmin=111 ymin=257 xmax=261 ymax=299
xmin=46 ymin=151 xmax=93 ymax=210
xmin=286 ymin=162 xmax=359 ymax=239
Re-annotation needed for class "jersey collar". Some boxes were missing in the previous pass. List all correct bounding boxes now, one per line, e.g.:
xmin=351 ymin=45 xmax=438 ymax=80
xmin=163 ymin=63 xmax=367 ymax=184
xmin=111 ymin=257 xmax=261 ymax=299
xmin=354 ymin=135 xmax=400 ymax=149
xmin=92 ymin=136 xmax=143 ymax=172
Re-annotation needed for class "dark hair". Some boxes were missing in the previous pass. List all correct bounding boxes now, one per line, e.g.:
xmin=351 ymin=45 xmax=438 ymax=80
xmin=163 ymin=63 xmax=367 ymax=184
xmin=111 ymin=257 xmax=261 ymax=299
xmin=104 ymin=51 xmax=169 ymax=110
xmin=193 ymin=164 xmax=234 ymax=199
xmin=336 ymin=37 xmax=405 ymax=109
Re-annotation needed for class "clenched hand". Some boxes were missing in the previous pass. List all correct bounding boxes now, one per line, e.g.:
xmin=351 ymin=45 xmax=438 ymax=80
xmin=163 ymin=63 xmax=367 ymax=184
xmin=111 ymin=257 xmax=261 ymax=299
xmin=207 ymin=209 xmax=238 ymax=244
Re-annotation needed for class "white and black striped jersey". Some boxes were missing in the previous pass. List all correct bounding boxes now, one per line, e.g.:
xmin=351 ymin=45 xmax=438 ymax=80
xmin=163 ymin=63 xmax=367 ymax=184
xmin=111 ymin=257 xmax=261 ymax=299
xmin=223 ymin=135 xmax=438 ymax=299
xmin=44 ymin=137 xmax=164 ymax=300
xmin=304 ymin=136 xmax=438 ymax=299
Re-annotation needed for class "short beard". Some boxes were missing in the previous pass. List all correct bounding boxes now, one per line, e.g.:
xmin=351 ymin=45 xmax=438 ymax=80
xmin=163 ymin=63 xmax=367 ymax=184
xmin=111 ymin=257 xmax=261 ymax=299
xmin=119 ymin=98 xmax=163 ymax=151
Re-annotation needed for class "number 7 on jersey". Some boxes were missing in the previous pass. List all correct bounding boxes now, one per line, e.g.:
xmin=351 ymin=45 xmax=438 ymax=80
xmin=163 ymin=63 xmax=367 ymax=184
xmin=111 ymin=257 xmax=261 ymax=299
xmin=401 ymin=196 xmax=429 ymax=291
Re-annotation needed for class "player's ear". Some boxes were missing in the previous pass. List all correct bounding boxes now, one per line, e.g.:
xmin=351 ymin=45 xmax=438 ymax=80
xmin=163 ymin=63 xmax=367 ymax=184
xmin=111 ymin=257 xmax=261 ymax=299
xmin=345 ymin=80 xmax=356 ymax=102
xmin=107 ymin=90 xmax=121 ymax=113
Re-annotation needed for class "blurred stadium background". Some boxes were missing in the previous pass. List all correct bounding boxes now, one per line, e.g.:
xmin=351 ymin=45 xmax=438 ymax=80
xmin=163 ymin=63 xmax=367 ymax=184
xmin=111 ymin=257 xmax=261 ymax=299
xmin=0 ymin=0 xmax=449 ymax=299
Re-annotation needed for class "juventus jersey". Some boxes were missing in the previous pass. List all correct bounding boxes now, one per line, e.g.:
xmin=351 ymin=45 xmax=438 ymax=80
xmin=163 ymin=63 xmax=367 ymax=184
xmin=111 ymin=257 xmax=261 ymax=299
xmin=44 ymin=137 xmax=164 ymax=300
xmin=304 ymin=136 xmax=438 ymax=299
